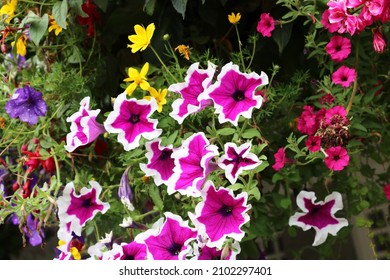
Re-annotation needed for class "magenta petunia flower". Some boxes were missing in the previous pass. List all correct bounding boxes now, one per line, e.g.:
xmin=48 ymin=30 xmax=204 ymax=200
xmin=297 ymin=105 xmax=319 ymax=135
xmin=57 ymin=181 xmax=110 ymax=235
xmin=193 ymin=240 xmax=240 ymax=260
xmin=169 ymin=62 xmax=216 ymax=124
xmin=332 ymin=65 xmax=356 ymax=88
xmin=189 ymin=181 xmax=251 ymax=249
xmin=326 ymin=35 xmax=351 ymax=62
xmin=217 ymin=142 xmax=262 ymax=184
xmin=384 ymin=184 xmax=390 ymax=201
xmin=373 ymin=28 xmax=386 ymax=53
xmin=121 ymin=241 xmax=148 ymax=260
xmin=324 ymin=105 xmax=348 ymax=126
xmin=103 ymin=92 xmax=162 ymax=151
xmin=306 ymin=135 xmax=321 ymax=152
xmin=139 ymin=139 xmax=175 ymax=186
xmin=135 ymin=212 xmax=197 ymax=260
xmin=205 ymin=62 xmax=268 ymax=126
xmin=168 ymin=132 xmax=219 ymax=197
xmin=272 ymin=147 xmax=290 ymax=171
xmin=5 ymin=85 xmax=47 ymax=125
xmin=324 ymin=146 xmax=350 ymax=171
xmin=65 ymin=96 xmax=106 ymax=152
xmin=289 ymin=191 xmax=348 ymax=246
xmin=256 ymin=13 xmax=275 ymax=37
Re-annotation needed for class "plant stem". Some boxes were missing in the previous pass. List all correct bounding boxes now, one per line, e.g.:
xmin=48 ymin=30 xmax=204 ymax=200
xmin=235 ymin=25 xmax=246 ymax=71
xmin=149 ymin=45 xmax=178 ymax=83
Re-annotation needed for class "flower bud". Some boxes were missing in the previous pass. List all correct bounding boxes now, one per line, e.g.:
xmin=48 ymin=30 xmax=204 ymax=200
xmin=373 ymin=29 xmax=386 ymax=54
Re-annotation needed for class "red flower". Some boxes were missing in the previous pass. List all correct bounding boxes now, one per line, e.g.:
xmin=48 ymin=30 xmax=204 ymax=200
xmin=22 ymin=145 xmax=41 ymax=174
xmin=272 ymin=148 xmax=292 ymax=171
xmin=77 ymin=0 xmax=101 ymax=37
xmin=324 ymin=146 xmax=350 ymax=171
xmin=384 ymin=184 xmax=390 ymax=201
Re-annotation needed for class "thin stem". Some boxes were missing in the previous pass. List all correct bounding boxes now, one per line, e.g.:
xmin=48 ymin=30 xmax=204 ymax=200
xmin=149 ymin=45 xmax=178 ymax=83
xmin=234 ymin=25 xmax=246 ymax=71
xmin=346 ymin=42 xmax=359 ymax=114
xmin=246 ymin=37 xmax=257 ymax=70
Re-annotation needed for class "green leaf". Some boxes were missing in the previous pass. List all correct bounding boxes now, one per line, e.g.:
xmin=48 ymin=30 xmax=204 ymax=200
xmin=352 ymin=123 xmax=368 ymax=132
xmin=272 ymin=172 xmax=283 ymax=183
xmin=53 ymin=1 xmax=68 ymax=29
xmin=143 ymin=0 xmax=157 ymax=15
xmin=217 ymin=127 xmax=236 ymax=136
xmin=67 ymin=46 xmax=85 ymax=63
xmin=149 ymin=185 xmax=164 ymax=210
xmin=242 ymin=128 xmax=261 ymax=139
xmin=247 ymin=187 xmax=261 ymax=200
xmin=253 ymin=161 xmax=269 ymax=173
xmin=94 ymin=0 xmax=108 ymax=12
xmin=171 ymin=0 xmax=188 ymax=19
xmin=280 ymin=197 xmax=291 ymax=209
xmin=26 ymin=12 xmax=49 ymax=46
xmin=272 ymin=23 xmax=293 ymax=55
xmin=69 ymin=0 xmax=88 ymax=17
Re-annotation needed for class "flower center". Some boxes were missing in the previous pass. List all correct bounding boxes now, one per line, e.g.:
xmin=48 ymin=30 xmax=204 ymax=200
xmin=82 ymin=197 xmax=93 ymax=208
xmin=232 ymin=90 xmax=245 ymax=102
xmin=159 ymin=150 xmax=172 ymax=161
xmin=129 ymin=114 xmax=140 ymax=124
xmin=167 ymin=242 xmax=182 ymax=256
xmin=218 ymin=204 xmax=233 ymax=217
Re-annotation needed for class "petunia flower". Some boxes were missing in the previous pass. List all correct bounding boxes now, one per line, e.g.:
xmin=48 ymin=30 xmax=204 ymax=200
xmin=175 ymin=45 xmax=191 ymax=60
xmin=228 ymin=12 xmax=241 ymax=24
xmin=305 ymin=135 xmax=321 ymax=152
xmin=324 ymin=146 xmax=350 ymax=171
xmin=272 ymin=147 xmax=293 ymax=171
xmin=139 ymin=139 xmax=175 ymax=186
xmin=23 ymin=214 xmax=45 ymax=247
xmin=193 ymin=237 xmax=241 ymax=260
xmin=256 ymin=13 xmax=275 ymax=37
xmin=373 ymin=28 xmax=386 ymax=53
xmin=144 ymin=87 xmax=167 ymax=112
xmin=0 ymin=0 xmax=18 ymax=23
xmin=135 ymin=212 xmax=197 ymax=260
xmin=168 ymin=132 xmax=219 ymax=197
xmin=103 ymin=92 xmax=162 ymax=151
xmin=127 ymin=23 xmax=155 ymax=53
xmin=297 ymin=105 xmax=318 ymax=135
xmin=121 ymin=241 xmax=148 ymax=260
xmin=169 ymin=62 xmax=216 ymax=124
xmin=189 ymin=181 xmax=251 ymax=249
xmin=118 ymin=166 xmax=134 ymax=211
xmin=123 ymin=62 xmax=150 ymax=96
xmin=331 ymin=65 xmax=357 ymax=88
xmin=325 ymin=35 xmax=351 ymax=62
xmin=64 ymin=96 xmax=106 ymax=153
xmin=57 ymin=181 xmax=110 ymax=236
xmin=5 ymin=85 xmax=47 ymax=125
xmin=217 ymin=142 xmax=262 ymax=184
xmin=289 ymin=190 xmax=349 ymax=246
xmin=384 ymin=184 xmax=390 ymax=201
xmin=324 ymin=105 xmax=348 ymax=126
xmin=204 ymin=62 xmax=268 ymax=126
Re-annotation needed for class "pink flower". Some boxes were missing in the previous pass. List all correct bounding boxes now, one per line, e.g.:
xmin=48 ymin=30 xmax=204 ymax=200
xmin=324 ymin=105 xmax=348 ymax=126
xmin=326 ymin=36 xmax=351 ymax=62
xmin=373 ymin=29 xmax=386 ymax=53
xmin=319 ymin=93 xmax=335 ymax=105
xmin=321 ymin=10 xmax=340 ymax=33
xmin=384 ymin=184 xmax=390 ymax=201
xmin=306 ymin=135 xmax=321 ymax=152
xmin=324 ymin=146 xmax=350 ymax=171
xmin=297 ymin=105 xmax=319 ymax=135
xmin=272 ymin=147 xmax=288 ymax=171
xmin=256 ymin=13 xmax=275 ymax=37
xmin=332 ymin=65 xmax=356 ymax=88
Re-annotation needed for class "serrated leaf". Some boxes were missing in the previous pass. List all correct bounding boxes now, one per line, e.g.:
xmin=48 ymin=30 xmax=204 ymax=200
xmin=171 ymin=0 xmax=188 ymax=19
xmin=53 ymin=1 xmax=68 ymax=29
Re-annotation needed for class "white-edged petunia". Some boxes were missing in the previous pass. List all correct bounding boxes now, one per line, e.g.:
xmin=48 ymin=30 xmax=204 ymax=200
xmin=289 ymin=190 xmax=349 ymax=246
xmin=139 ymin=139 xmax=175 ymax=186
xmin=217 ymin=142 xmax=262 ymax=184
xmin=189 ymin=181 xmax=251 ymax=249
xmin=168 ymin=62 xmax=215 ymax=124
xmin=103 ymin=92 xmax=162 ymax=151
xmin=203 ymin=62 xmax=268 ymax=126
xmin=167 ymin=132 xmax=219 ymax=197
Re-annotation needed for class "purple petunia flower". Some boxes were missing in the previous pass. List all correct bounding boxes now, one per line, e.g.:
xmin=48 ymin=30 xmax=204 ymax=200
xmin=65 ymin=96 xmax=106 ymax=152
xmin=103 ymin=92 xmax=162 ymax=151
xmin=57 ymin=181 xmax=110 ymax=236
xmin=5 ymin=85 xmax=47 ymax=125
xmin=139 ymin=139 xmax=175 ymax=186
xmin=23 ymin=214 xmax=45 ymax=247
xmin=217 ymin=142 xmax=262 ymax=184
xmin=193 ymin=238 xmax=241 ymax=260
xmin=121 ymin=241 xmax=148 ymax=260
xmin=203 ymin=62 xmax=268 ymax=126
xmin=189 ymin=181 xmax=251 ymax=249
xmin=168 ymin=132 xmax=219 ymax=197
xmin=289 ymin=191 xmax=348 ymax=246
xmin=135 ymin=212 xmax=197 ymax=260
xmin=168 ymin=62 xmax=215 ymax=124
xmin=118 ymin=166 xmax=134 ymax=211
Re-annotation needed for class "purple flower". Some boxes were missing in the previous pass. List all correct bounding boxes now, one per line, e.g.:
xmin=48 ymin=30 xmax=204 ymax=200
xmin=189 ymin=181 xmax=251 ymax=249
xmin=193 ymin=239 xmax=240 ymax=260
xmin=135 ymin=212 xmax=197 ymax=260
xmin=5 ymin=86 xmax=47 ymax=125
xmin=65 ymin=96 xmax=106 ymax=152
xmin=23 ymin=214 xmax=45 ymax=247
xmin=168 ymin=62 xmax=215 ymax=124
xmin=289 ymin=191 xmax=348 ymax=246
xmin=121 ymin=241 xmax=147 ymax=260
xmin=103 ymin=92 xmax=162 ymax=151
xmin=57 ymin=181 xmax=110 ymax=236
xmin=168 ymin=132 xmax=219 ymax=197
xmin=204 ymin=62 xmax=268 ymax=126
xmin=139 ymin=139 xmax=175 ymax=186
xmin=118 ymin=166 xmax=134 ymax=211
xmin=217 ymin=142 xmax=262 ymax=184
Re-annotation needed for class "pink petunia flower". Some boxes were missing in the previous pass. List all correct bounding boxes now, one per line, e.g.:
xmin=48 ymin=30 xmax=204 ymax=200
xmin=169 ymin=62 xmax=216 ymax=124
xmin=192 ymin=238 xmax=241 ymax=260
xmin=373 ymin=28 xmax=386 ymax=53
xmin=331 ymin=65 xmax=357 ymax=88
xmin=326 ymin=35 xmax=351 ymax=62
xmin=189 ymin=181 xmax=251 ymax=249
xmin=297 ymin=105 xmax=319 ymax=135
xmin=217 ymin=142 xmax=262 ymax=184
xmin=327 ymin=0 xmax=361 ymax=35
xmin=306 ymin=135 xmax=321 ymax=152
xmin=289 ymin=191 xmax=348 ymax=246
xmin=121 ymin=241 xmax=148 ymax=260
xmin=272 ymin=147 xmax=291 ymax=171
xmin=139 ymin=139 xmax=175 ymax=187
xmin=135 ymin=212 xmax=197 ymax=260
xmin=324 ymin=105 xmax=348 ymax=126
xmin=256 ymin=13 xmax=275 ymax=37
xmin=168 ymin=132 xmax=219 ymax=197
xmin=204 ymin=62 xmax=268 ymax=126
xmin=324 ymin=146 xmax=350 ymax=171
xmin=103 ymin=92 xmax=162 ymax=151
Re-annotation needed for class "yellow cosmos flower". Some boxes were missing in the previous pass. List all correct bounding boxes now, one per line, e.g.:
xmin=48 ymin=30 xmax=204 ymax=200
xmin=48 ymin=15 xmax=67 ymax=36
xmin=144 ymin=87 xmax=167 ymax=113
xmin=175 ymin=45 xmax=191 ymax=60
xmin=0 ymin=0 xmax=18 ymax=23
xmin=11 ymin=34 xmax=27 ymax=56
xmin=228 ymin=12 xmax=241 ymax=25
xmin=127 ymin=23 xmax=155 ymax=53
xmin=123 ymin=62 xmax=150 ymax=95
